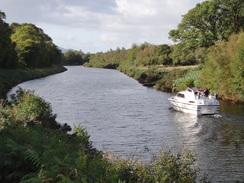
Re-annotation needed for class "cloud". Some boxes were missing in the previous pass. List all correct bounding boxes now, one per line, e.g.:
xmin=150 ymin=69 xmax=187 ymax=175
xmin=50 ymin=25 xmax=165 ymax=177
xmin=1 ymin=0 xmax=205 ymax=53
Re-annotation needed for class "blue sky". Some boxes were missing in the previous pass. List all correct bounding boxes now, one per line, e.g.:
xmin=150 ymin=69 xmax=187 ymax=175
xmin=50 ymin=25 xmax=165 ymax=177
xmin=1 ymin=0 xmax=205 ymax=53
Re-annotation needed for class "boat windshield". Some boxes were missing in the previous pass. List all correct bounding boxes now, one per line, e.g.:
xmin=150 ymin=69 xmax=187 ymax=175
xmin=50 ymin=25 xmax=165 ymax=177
xmin=176 ymin=93 xmax=185 ymax=98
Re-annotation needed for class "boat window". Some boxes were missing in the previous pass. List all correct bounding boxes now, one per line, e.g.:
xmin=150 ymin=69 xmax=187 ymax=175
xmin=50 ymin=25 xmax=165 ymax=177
xmin=176 ymin=93 xmax=185 ymax=98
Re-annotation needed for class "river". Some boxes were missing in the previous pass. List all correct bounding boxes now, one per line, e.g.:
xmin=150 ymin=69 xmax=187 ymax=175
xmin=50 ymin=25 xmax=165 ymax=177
xmin=8 ymin=66 xmax=244 ymax=182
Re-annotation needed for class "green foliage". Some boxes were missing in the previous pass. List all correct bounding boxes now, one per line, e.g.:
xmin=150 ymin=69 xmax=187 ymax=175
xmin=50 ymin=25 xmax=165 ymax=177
xmin=110 ymin=148 xmax=203 ymax=183
xmin=0 ymin=89 xmax=114 ymax=183
xmin=85 ymin=47 xmax=127 ymax=69
xmin=155 ymin=69 xmax=189 ymax=92
xmin=170 ymin=42 xmax=197 ymax=65
xmin=133 ymin=43 xmax=172 ymax=66
xmin=85 ymin=43 xmax=173 ymax=69
xmin=173 ymin=69 xmax=201 ymax=91
xmin=63 ymin=50 xmax=90 ymax=65
xmin=0 ymin=124 xmax=114 ymax=183
xmin=200 ymin=33 xmax=244 ymax=102
xmin=169 ymin=0 xmax=244 ymax=65
xmin=11 ymin=23 xmax=62 ymax=68
xmin=1 ymin=88 xmax=70 ymax=132
xmin=0 ymin=10 xmax=18 ymax=69
xmin=0 ymin=66 xmax=67 ymax=99
xmin=9 ymin=88 xmax=56 ymax=121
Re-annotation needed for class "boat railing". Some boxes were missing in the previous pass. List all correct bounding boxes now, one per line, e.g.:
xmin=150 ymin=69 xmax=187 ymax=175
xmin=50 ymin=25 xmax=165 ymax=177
xmin=195 ymin=92 xmax=218 ymax=100
xmin=185 ymin=88 xmax=219 ymax=100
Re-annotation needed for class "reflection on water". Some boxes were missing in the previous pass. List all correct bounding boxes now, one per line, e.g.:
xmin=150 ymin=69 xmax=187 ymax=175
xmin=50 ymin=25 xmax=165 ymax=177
xmin=170 ymin=110 xmax=244 ymax=182
xmin=220 ymin=100 xmax=244 ymax=117
xmin=220 ymin=122 xmax=244 ymax=149
xmin=8 ymin=66 xmax=244 ymax=182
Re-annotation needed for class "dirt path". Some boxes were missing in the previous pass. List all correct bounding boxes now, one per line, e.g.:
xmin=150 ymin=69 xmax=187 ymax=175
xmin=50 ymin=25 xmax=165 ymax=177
xmin=138 ymin=65 xmax=199 ymax=70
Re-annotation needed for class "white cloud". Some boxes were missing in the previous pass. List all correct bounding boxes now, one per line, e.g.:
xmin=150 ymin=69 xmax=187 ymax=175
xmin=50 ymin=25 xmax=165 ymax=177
xmin=1 ymin=0 xmax=205 ymax=53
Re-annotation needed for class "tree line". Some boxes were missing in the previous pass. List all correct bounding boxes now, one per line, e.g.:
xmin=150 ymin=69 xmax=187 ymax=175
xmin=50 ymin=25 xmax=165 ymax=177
xmin=86 ymin=0 xmax=243 ymax=67
xmin=84 ymin=0 xmax=244 ymax=102
xmin=1 ymin=0 xmax=243 ymax=102
xmin=0 ymin=11 xmax=63 ymax=69
xmin=0 ymin=10 xmax=92 ymax=69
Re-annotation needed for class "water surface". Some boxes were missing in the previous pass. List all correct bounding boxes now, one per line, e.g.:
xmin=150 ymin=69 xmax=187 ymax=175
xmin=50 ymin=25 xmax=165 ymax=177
xmin=9 ymin=66 xmax=244 ymax=182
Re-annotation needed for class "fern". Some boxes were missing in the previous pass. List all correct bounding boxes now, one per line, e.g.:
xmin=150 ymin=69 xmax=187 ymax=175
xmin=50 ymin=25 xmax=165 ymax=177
xmin=20 ymin=173 xmax=42 ymax=183
xmin=24 ymin=148 xmax=41 ymax=170
xmin=57 ymin=174 xmax=74 ymax=183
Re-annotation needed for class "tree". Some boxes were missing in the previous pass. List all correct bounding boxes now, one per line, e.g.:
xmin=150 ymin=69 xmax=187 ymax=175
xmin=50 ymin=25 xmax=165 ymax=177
xmin=200 ymin=33 xmax=244 ymax=102
xmin=11 ymin=23 xmax=62 ymax=68
xmin=217 ymin=0 xmax=244 ymax=38
xmin=63 ymin=50 xmax=89 ymax=65
xmin=0 ymin=10 xmax=18 ymax=69
xmin=153 ymin=44 xmax=172 ymax=65
xmin=169 ymin=0 xmax=244 ymax=65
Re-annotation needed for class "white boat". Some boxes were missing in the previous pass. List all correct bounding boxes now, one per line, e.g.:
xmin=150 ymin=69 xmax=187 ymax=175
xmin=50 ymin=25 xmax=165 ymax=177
xmin=168 ymin=88 xmax=220 ymax=115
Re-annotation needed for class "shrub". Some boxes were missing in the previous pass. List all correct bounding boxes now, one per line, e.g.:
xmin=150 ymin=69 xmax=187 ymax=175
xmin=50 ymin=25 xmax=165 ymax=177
xmin=110 ymin=148 xmax=204 ymax=183
xmin=173 ymin=69 xmax=201 ymax=91
xmin=200 ymin=33 xmax=244 ymax=102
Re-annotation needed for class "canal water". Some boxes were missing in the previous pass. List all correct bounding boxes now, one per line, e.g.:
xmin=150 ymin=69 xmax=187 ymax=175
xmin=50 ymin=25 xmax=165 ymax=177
xmin=9 ymin=66 xmax=244 ymax=182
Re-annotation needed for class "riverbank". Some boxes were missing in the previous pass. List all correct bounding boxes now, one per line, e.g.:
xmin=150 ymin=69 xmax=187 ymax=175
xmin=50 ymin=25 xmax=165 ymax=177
xmin=0 ymin=79 xmax=206 ymax=183
xmin=117 ymin=64 xmax=199 ymax=92
xmin=0 ymin=65 xmax=67 ymax=99
xmin=116 ymin=64 xmax=244 ymax=103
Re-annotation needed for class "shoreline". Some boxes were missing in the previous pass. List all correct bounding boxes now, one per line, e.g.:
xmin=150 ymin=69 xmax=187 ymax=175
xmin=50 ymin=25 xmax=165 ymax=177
xmin=0 ymin=65 xmax=67 ymax=99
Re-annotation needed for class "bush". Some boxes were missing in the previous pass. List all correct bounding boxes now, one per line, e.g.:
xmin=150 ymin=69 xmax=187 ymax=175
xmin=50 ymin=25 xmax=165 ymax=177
xmin=110 ymin=148 xmax=205 ymax=183
xmin=154 ymin=69 xmax=188 ymax=92
xmin=0 ymin=89 xmax=115 ymax=183
xmin=200 ymin=33 xmax=244 ymax=102
xmin=173 ymin=69 xmax=201 ymax=91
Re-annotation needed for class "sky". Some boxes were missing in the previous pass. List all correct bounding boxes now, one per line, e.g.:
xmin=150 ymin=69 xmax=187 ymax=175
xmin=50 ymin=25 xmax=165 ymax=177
xmin=1 ymin=0 xmax=205 ymax=53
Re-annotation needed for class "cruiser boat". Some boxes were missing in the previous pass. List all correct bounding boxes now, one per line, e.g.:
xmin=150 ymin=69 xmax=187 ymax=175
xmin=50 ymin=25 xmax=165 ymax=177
xmin=168 ymin=88 xmax=220 ymax=115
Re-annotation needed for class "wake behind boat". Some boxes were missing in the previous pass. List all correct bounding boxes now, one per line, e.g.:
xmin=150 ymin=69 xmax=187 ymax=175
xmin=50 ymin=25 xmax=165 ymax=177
xmin=168 ymin=88 xmax=220 ymax=115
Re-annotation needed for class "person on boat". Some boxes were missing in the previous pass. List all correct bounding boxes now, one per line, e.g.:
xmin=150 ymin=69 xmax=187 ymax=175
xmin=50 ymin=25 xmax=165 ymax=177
xmin=186 ymin=87 xmax=192 ymax=92
xmin=204 ymin=88 xmax=209 ymax=97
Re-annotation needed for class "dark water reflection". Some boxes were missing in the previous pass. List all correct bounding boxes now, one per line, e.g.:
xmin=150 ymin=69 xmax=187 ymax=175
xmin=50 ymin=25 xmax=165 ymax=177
xmin=8 ymin=66 xmax=244 ymax=182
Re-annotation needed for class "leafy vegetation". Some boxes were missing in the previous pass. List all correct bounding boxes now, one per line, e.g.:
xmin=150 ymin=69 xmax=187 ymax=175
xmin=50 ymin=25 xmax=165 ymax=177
xmin=0 ymin=89 xmax=206 ymax=183
xmin=0 ymin=10 xmax=67 ymax=99
xmin=85 ymin=43 xmax=173 ymax=69
xmin=82 ymin=0 xmax=244 ymax=102
xmin=173 ymin=69 xmax=201 ymax=92
xmin=85 ymin=47 xmax=128 ymax=69
xmin=169 ymin=0 xmax=244 ymax=65
xmin=200 ymin=33 xmax=244 ymax=102
xmin=0 ymin=11 xmax=18 ymax=69
xmin=63 ymin=50 xmax=90 ymax=65
xmin=0 ymin=10 xmax=62 ymax=69
xmin=11 ymin=23 xmax=62 ymax=68
xmin=0 ymin=66 xmax=67 ymax=99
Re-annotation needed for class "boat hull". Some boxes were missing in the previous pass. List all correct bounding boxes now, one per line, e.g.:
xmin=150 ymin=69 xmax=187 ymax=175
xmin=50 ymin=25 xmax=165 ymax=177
xmin=169 ymin=99 xmax=220 ymax=115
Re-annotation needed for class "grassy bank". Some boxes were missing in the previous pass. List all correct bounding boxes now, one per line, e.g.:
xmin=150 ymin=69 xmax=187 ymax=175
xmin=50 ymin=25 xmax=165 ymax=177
xmin=0 ymin=65 xmax=67 ymax=99
xmin=118 ymin=64 xmax=200 ymax=92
